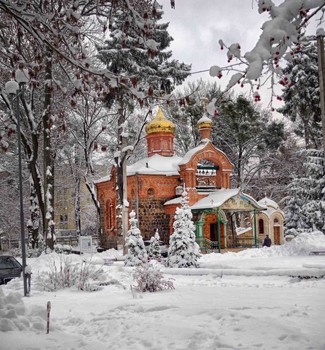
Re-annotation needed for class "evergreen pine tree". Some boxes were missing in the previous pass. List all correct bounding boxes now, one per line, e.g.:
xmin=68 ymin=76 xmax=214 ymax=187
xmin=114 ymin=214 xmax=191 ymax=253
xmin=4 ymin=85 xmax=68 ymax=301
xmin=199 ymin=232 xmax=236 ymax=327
xmin=284 ymin=177 xmax=305 ymax=235
xmin=300 ymin=149 xmax=325 ymax=232
xmin=277 ymin=41 xmax=322 ymax=149
xmin=97 ymin=2 xmax=191 ymax=102
xmin=125 ymin=211 xmax=148 ymax=266
xmin=148 ymin=229 xmax=162 ymax=260
xmin=284 ymin=149 xmax=325 ymax=234
xmin=214 ymin=95 xmax=284 ymax=188
xmin=166 ymin=190 xmax=201 ymax=268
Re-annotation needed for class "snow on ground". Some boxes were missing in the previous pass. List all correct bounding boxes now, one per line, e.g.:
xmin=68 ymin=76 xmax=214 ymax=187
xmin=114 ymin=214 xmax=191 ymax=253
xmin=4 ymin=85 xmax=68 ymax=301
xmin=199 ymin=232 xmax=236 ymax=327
xmin=1 ymin=231 xmax=325 ymax=350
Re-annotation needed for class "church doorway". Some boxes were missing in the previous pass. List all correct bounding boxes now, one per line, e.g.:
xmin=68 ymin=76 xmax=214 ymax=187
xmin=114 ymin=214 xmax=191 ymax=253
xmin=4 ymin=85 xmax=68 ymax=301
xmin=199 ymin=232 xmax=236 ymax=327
xmin=210 ymin=223 xmax=225 ymax=248
xmin=274 ymin=226 xmax=281 ymax=245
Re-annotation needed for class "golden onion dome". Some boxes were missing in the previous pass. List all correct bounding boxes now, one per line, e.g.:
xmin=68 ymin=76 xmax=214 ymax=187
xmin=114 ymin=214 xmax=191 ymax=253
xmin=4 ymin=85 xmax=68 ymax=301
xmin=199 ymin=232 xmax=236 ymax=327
xmin=197 ymin=115 xmax=212 ymax=129
xmin=145 ymin=106 xmax=175 ymax=135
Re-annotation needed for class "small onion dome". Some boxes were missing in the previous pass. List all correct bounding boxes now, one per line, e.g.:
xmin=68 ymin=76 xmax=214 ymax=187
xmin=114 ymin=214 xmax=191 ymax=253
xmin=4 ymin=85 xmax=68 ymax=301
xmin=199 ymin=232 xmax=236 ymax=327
xmin=197 ymin=115 xmax=212 ymax=129
xmin=145 ymin=106 xmax=175 ymax=135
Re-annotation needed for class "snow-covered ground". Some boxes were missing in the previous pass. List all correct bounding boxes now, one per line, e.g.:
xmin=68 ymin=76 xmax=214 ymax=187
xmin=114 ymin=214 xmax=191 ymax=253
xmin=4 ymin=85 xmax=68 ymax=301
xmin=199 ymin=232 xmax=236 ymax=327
xmin=1 ymin=231 xmax=325 ymax=350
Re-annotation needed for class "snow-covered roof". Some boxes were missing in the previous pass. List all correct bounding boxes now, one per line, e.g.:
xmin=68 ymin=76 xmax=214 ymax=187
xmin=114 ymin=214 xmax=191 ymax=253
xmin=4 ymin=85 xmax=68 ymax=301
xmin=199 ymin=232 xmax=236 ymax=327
xmin=190 ymin=189 xmax=266 ymax=211
xmin=258 ymin=197 xmax=279 ymax=210
xmin=127 ymin=154 xmax=182 ymax=176
xmin=94 ymin=174 xmax=111 ymax=184
xmin=178 ymin=140 xmax=210 ymax=165
xmin=164 ymin=197 xmax=183 ymax=206
xmin=257 ymin=197 xmax=284 ymax=218
xmin=190 ymin=188 xmax=240 ymax=210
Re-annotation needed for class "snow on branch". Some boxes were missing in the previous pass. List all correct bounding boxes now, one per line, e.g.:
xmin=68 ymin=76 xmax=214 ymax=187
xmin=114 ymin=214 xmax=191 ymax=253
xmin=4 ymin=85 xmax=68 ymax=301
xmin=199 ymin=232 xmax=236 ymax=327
xmin=213 ymin=0 xmax=325 ymax=99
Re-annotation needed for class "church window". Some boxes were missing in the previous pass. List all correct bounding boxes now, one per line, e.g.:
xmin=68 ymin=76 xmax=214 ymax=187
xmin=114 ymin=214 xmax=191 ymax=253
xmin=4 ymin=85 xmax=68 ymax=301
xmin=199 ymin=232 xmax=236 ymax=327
xmin=196 ymin=159 xmax=219 ymax=191
xmin=258 ymin=219 xmax=264 ymax=234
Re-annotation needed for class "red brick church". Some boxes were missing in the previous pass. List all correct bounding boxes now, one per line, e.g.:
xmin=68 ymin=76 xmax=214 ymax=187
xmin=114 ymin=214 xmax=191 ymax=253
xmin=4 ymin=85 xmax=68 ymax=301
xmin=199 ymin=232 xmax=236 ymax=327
xmin=96 ymin=107 xmax=284 ymax=251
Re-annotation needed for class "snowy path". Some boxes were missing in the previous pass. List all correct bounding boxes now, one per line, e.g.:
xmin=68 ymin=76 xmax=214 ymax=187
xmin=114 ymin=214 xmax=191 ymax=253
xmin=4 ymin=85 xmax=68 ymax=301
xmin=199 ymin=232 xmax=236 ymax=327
xmin=1 ymin=256 xmax=325 ymax=350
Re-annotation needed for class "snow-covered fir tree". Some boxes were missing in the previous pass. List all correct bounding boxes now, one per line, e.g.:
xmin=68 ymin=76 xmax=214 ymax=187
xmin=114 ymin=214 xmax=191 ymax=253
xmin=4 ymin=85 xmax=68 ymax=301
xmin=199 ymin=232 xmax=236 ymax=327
xmin=285 ymin=149 xmax=325 ymax=235
xmin=125 ymin=210 xmax=148 ymax=266
xmin=166 ymin=189 xmax=201 ymax=268
xmin=277 ymin=41 xmax=322 ymax=149
xmin=300 ymin=150 xmax=325 ymax=232
xmin=97 ymin=2 xmax=190 ymax=98
xmin=284 ymin=177 xmax=305 ymax=235
xmin=148 ymin=229 xmax=162 ymax=260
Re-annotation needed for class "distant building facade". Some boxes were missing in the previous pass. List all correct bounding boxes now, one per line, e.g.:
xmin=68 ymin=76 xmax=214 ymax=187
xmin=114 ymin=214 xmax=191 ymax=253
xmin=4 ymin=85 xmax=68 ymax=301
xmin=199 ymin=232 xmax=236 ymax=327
xmin=54 ymin=172 xmax=97 ymax=238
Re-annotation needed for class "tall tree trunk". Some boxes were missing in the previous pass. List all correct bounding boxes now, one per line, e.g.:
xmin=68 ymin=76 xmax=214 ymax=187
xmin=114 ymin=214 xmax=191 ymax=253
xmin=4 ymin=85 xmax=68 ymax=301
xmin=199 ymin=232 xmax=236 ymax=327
xmin=18 ymin=90 xmax=44 ymax=248
xmin=114 ymin=97 xmax=129 ymax=253
xmin=27 ymin=179 xmax=40 ymax=248
xmin=43 ymin=49 xmax=55 ymax=250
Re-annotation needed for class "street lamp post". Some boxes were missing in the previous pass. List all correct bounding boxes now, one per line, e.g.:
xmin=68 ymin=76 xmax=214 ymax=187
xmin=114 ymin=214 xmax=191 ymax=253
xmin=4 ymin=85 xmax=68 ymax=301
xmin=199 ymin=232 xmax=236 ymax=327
xmin=5 ymin=77 xmax=28 ymax=297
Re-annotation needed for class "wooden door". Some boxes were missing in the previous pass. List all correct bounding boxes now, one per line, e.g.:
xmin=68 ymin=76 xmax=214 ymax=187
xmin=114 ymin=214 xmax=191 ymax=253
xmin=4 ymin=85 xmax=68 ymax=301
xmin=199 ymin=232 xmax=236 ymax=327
xmin=274 ymin=226 xmax=280 ymax=245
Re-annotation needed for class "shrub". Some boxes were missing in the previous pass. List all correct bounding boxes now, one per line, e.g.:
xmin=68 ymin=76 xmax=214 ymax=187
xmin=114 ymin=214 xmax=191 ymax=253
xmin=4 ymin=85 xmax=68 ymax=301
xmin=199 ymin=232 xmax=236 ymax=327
xmin=40 ymin=255 xmax=106 ymax=292
xmin=132 ymin=264 xmax=174 ymax=293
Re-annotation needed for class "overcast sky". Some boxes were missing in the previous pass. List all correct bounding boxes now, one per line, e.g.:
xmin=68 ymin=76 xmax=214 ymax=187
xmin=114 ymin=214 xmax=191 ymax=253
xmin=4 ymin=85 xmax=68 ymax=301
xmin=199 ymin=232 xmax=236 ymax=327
xmin=160 ymin=0 xmax=266 ymax=83
xmin=159 ymin=0 xmax=320 ymax=110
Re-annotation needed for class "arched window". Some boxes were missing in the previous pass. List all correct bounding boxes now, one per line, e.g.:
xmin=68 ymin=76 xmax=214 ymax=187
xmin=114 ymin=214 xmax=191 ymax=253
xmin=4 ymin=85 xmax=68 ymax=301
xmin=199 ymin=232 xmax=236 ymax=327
xmin=147 ymin=188 xmax=154 ymax=197
xmin=258 ymin=218 xmax=264 ymax=234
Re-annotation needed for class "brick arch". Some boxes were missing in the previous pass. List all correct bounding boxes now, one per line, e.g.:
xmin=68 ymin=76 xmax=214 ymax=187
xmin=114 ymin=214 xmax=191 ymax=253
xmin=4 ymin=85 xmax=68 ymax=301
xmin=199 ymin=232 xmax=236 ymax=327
xmin=179 ymin=144 xmax=233 ymax=189
xmin=191 ymin=149 xmax=232 ymax=171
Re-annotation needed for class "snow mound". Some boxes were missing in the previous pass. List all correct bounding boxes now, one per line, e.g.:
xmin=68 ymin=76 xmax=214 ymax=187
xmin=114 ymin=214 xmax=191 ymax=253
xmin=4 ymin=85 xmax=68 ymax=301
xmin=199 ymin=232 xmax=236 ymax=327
xmin=0 ymin=288 xmax=46 ymax=332
xmin=201 ymin=231 xmax=325 ymax=263
xmin=283 ymin=231 xmax=325 ymax=255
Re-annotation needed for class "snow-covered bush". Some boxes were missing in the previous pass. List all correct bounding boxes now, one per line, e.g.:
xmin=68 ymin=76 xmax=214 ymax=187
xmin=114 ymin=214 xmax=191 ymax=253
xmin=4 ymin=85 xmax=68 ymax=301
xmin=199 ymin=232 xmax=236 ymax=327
xmin=132 ymin=264 xmax=174 ymax=293
xmin=125 ymin=210 xmax=147 ymax=266
xmin=167 ymin=190 xmax=201 ymax=268
xmin=40 ymin=255 xmax=106 ymax=292
xmin=148 ymin=229 xmax=162 ymax=261
xmin=54 ymin=244 xmax=72 ymax=254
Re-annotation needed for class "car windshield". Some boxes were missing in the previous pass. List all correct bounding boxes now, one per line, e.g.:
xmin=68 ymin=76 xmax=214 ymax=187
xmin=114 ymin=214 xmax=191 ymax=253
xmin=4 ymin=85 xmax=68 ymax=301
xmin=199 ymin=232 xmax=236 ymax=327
xmin=0 ymin=256 xmax=21 ymax=269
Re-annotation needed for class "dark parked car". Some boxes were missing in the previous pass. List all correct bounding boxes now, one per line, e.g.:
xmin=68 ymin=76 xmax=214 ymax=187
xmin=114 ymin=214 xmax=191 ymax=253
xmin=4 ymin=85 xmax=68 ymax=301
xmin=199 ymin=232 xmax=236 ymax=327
xmin=0 ymin=256 xmax=23 ymax=285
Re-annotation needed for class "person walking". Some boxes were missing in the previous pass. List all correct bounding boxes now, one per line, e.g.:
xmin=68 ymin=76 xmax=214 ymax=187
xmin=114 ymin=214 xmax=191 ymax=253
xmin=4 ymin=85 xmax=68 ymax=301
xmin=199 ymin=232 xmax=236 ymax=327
xmin=263 ymin=234 xmax=272 ymax=247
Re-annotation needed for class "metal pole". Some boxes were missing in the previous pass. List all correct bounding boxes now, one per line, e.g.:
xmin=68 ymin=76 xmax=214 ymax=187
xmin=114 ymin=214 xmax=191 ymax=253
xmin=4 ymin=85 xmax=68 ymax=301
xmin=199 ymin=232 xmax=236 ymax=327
xmin=316 ymin=33 xmax=325 ymax=159
xmin=15 ymin=89 xmax=28 ymax=296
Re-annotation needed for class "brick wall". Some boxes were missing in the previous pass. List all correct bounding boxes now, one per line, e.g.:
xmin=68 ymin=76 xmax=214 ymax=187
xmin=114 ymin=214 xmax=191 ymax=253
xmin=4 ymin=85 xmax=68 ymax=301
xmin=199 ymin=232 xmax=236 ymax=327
xmin=130 ymin=197 xmax=172 ymax=243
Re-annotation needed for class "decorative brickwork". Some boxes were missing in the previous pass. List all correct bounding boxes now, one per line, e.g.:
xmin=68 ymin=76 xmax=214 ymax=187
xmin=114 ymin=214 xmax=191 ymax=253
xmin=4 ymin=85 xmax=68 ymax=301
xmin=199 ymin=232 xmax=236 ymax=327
xmin=130 ymin=197 xmax=172 ymax=242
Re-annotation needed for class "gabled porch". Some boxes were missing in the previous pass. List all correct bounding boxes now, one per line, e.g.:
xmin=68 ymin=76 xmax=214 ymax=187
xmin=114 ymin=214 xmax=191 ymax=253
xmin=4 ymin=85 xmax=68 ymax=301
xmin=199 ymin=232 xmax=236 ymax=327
xmin=191 ymin=189 xmax=267 ymax=253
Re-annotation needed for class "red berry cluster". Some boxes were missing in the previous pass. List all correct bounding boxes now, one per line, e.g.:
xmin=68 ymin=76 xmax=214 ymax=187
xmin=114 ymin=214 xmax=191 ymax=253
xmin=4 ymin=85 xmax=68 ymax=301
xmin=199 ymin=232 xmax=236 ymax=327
xmin=254 ymin=93 xmax=261 ymax=102
xmin=279 ymin=76 xmax=289 ymax=86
